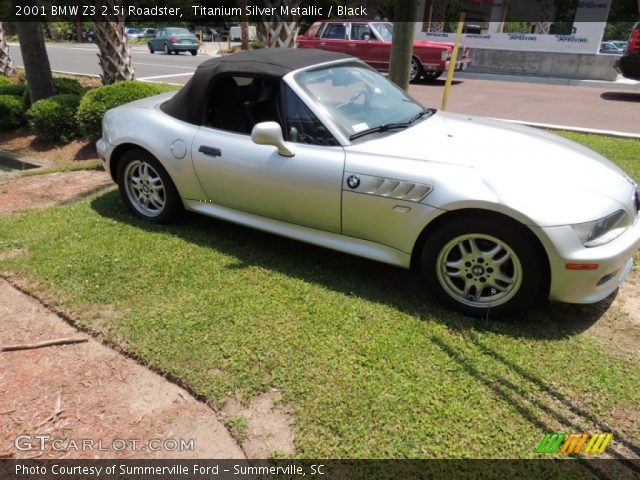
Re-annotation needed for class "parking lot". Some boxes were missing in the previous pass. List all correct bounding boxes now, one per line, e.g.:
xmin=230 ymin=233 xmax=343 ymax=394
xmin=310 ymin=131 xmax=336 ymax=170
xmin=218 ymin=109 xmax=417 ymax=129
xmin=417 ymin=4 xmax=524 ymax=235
xmin=8 ymin=41 xmax=640 ymax=135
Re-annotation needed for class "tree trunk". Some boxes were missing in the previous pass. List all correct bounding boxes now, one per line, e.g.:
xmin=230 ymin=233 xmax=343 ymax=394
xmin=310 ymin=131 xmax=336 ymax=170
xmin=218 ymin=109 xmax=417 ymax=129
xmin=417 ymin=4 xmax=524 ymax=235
xmin=74 ymin=21 xmax=84 ymax=42
xmin=14 ymin=22 xmax=55 ymax=102
xmin=93 ymin=1 xmax=134 ymax=84
xmin=240 ymin=0 xmax=250 ymax=50
xmin=389 ymin=5 xmax=417 ymax=91
xmin=0 ymin=22 xmax=16 ymax=76
xmin=262 ymin=0 xmax=300 ymax=48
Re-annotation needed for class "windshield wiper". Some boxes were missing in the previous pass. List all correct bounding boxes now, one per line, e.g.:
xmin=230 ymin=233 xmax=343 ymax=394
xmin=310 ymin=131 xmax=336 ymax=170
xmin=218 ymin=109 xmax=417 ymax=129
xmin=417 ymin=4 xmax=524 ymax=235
xmin=407 ymin=108 xmax=436 ymax=124
xmin=348 ymin=108 xmax=437 ymax=141
xmin=349 ymin=123 xmax=409 ymax=141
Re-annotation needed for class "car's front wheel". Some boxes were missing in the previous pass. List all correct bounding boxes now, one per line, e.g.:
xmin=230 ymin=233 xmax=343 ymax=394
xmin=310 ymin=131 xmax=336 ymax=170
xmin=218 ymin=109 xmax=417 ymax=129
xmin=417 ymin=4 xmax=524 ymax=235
xmin=164 ymin=43 xmax=170 ymax=55
xmin=421 ymin=217 xmax=542 ymax=317
xmin=117 ymin=149 xmax=181 ymax=224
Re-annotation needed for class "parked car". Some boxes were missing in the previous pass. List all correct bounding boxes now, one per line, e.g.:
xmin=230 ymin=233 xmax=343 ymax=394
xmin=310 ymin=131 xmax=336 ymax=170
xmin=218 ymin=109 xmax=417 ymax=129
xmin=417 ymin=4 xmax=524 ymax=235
xmin=297 ymin=21 xmax=470 ymax=82
xmin=142 ymin=28 xmax=157 ymax=38
xmin=148 ymin=28 xmax=199 ymax=55
xmin=609 ymin=40 xmax=627 ymax=50
xmin=615 ymin=22 xmax=640 ymax=80
xmin=96 ymin=49 xmax=640 ymax=317
xmin=125 ymin=27 xmax=145 ymax=39
xmin=599 ymin=41 xmax=624 ymax=55
xmin=65 ymin=29 xmax=95 ymax=42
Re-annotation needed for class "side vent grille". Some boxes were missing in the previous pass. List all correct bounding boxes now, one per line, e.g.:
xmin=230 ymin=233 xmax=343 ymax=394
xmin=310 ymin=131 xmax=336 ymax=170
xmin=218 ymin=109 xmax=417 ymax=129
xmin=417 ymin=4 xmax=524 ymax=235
xmin=344 ymin=173 xmax=433 ymax=203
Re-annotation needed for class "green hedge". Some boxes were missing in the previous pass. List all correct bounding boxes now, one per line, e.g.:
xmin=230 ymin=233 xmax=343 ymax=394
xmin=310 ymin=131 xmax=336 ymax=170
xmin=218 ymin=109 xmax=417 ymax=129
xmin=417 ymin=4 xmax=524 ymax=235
xmin=0 ymin=95 xmax=25 ymax=129
xmin=0 ymin=83 xmax=28 ymax=97
xmin=23 ymin=77 xmax=84 ymax=111
xmin=0 ymin=75 xmax=12 ymax=87
xmin=76 ymin=81 xmax=163 ymax=138
xmin=27 ymin=94 xmax=82 ymax=142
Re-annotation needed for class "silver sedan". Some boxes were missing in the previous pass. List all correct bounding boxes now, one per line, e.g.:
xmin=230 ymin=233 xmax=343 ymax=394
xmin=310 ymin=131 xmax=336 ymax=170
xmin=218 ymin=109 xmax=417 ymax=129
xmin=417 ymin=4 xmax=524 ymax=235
xmin=97 ymin=49 xmax=640 ymax=316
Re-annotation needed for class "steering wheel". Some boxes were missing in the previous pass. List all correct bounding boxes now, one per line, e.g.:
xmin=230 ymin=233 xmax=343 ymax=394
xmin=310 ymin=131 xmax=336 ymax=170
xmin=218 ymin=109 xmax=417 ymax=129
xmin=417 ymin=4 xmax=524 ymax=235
xmin=336 ymin=89 xmax=369 ymax=110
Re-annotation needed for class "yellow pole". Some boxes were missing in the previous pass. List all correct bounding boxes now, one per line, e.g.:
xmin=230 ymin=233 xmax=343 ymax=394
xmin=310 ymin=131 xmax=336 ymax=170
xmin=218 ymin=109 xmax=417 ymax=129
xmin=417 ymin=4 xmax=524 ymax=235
xmin=441 ymin=12 xmax=466 ymax=111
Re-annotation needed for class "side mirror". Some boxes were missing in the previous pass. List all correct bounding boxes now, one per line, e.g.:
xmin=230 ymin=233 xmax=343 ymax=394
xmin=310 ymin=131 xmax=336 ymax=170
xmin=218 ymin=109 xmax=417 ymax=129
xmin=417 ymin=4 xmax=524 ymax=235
xmin=251 ymin=122 xmax=295 ymax=157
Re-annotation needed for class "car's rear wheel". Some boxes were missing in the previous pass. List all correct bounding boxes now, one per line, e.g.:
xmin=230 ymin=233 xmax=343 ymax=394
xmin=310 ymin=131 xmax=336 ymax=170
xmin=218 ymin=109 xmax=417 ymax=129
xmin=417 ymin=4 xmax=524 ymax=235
xmin=117 ymin=149 xmax=181 ymax=224
xmin=190 ymin=50 xmax=198 ymax=56
xmin=409 ymin=57 xmax=423 ymax=83
xmin=423 ymin=71 xmax=443 ymax=81
xmin=421 ymin=217 xmax=542 ymax=317
xmin=148 ymin=43 xmax=154 ymax=54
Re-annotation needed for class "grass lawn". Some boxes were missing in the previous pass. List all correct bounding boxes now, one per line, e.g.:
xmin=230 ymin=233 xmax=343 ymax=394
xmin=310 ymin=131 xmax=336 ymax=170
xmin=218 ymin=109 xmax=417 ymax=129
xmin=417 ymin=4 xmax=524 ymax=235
xmin=0 ymin=131 xmax=638 ymax=459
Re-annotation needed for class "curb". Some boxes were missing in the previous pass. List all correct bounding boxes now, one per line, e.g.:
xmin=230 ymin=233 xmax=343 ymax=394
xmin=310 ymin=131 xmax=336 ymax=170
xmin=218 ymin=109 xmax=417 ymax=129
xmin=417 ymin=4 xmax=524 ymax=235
xmin=493 ymin=118 xmax=640 ymax=140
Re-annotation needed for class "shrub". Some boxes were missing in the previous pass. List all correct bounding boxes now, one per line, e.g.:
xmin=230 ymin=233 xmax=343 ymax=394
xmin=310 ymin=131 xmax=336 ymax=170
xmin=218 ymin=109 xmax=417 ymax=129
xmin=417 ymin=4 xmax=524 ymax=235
xmin=0 ymin=83 xmax=27 ymax=97
xmin=0 ymin=95 xmax=25 ymax=129
xmin=23 ymin=77 xmax=84 ymax=111
xmin=27 ymin=94 xmax=81 ymax=142
xmin=76 ymin=81 xmax=163 ymax=137
xmin=0 ymin=75 xmax=12 ymax=87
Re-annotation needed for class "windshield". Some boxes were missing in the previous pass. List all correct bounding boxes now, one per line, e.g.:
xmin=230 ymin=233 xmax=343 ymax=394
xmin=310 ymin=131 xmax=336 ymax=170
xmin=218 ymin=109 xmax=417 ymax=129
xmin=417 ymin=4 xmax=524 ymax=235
xmin=295 ymin=63 xmax=426 ymax=141
xmin=372 ymin=23 xmax=393 ymax=42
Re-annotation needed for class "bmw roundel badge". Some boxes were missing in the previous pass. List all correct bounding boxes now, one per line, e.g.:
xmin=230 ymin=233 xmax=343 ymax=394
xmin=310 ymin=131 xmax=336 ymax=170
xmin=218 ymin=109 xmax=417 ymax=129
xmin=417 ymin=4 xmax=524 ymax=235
xmin=347 ymin=175 xmax=360 ymax=189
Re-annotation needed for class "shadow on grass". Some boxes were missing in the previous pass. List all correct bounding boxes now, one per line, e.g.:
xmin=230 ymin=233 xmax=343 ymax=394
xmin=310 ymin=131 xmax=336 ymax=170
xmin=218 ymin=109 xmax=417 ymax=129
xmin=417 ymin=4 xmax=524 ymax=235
xmin=90 ymin=190 xmax=611 ymax=341
xmin=434 ymin=334 xmax=640 ymax=474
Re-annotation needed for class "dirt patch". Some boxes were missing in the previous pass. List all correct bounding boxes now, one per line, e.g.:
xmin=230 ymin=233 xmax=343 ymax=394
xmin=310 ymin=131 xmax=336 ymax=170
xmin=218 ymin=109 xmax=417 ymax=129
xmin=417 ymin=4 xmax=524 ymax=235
xmin=0 ymin=278 xmax=245 ymax=459
xmin=0 ymin=170 xmax=112 ymax=217
xmin=222 ymin=391 xmax=296 ymax=458
xmin=0 ymin=128 xmax=99 ymax=167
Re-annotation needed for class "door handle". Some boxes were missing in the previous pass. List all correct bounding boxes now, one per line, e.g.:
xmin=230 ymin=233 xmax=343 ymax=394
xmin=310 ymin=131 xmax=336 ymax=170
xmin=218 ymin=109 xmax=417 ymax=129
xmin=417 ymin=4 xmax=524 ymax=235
xmin=198 ymin=145 xmax=222 ymax=157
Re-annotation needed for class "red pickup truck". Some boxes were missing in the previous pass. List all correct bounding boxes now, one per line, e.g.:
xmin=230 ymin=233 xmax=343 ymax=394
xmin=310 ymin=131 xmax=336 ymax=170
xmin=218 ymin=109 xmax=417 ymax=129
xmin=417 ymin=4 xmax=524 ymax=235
xmin=297 ymin=21 xmax=470 ymax=82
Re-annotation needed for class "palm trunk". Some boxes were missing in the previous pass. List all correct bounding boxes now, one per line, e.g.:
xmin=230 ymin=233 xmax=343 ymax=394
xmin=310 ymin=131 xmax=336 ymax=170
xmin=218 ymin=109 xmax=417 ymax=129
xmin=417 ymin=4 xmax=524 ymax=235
xmin=14 ymin=22 xmax=54 ymax=102
xmin=0 ymin=22 xmax=15 ymax=76
xmin=93 ymin=2 xmax=134 ymax=84
xmin=262 ymin=0 xmax=300 ymax=48
xmin=240 ymin=0 xmax=250 ymax=50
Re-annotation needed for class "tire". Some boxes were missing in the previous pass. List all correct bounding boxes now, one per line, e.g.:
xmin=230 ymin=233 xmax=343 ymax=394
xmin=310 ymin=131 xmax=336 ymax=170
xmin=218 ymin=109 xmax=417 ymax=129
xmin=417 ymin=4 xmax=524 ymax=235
xmin=164 ymin=43 xmax=170 ymax=55
xmin=116 ymin=148 xmax=182 ymax=224
xmin=148 ymin=43 xmax=154 ymax=54
xmin=420 ymin=217 xmax=542 ymax=317
xmin=190 ymin=50 xmax=198 ymax=56
xmin=423 ymin=71 xmax=443 ymax=81
xmin=409 ymin=57 xmax=423 ymax=83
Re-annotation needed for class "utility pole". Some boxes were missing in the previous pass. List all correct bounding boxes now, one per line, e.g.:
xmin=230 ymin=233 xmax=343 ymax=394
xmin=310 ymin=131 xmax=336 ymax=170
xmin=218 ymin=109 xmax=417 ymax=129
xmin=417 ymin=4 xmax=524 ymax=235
xmin=388 ymin=0 xmax=417 ymax=91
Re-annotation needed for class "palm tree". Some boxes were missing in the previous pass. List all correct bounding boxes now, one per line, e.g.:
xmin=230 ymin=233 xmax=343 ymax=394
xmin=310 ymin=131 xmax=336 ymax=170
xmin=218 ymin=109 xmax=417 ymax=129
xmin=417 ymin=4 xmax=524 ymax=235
xmin=93 ymin=0 xmax=134 ymax=84
xmin=262 ymin=0 xmax=301 ymax=48
xmin=14 ymin=22 xmax=55 ymax=102
xmin=0 ymin=22 xmax=15 ymax=76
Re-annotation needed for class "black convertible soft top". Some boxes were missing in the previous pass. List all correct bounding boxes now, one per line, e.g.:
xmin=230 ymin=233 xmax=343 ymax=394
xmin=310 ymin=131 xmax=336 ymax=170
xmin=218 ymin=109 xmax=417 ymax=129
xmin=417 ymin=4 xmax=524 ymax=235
xmin=161 ymin=48 xmax=352 ymax=124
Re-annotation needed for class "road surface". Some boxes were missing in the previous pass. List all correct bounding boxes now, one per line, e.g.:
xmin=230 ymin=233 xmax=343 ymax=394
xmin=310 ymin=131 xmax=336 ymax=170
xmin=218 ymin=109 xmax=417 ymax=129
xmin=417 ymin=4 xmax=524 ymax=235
xmin=8 ymin=42 xmax=640 ymax=135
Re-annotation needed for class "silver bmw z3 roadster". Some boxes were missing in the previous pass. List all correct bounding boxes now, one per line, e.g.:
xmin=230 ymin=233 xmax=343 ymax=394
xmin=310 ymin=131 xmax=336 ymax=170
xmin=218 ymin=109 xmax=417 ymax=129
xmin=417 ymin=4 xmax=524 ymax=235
xmin=97 ymin=49 xmax=640 ymax=316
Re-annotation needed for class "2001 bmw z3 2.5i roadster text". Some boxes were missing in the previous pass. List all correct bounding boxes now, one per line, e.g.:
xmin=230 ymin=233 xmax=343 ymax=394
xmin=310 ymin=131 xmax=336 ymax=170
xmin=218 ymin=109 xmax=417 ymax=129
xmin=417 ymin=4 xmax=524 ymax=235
xmin=96 ymin=49 xmax=640 ymax=316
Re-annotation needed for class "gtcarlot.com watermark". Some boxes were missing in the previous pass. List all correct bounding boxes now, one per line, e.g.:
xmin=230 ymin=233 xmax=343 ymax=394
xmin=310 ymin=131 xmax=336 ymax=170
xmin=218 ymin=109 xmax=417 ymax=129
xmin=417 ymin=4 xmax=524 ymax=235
xmin=15 ymin=434 xmax=195 ymax=452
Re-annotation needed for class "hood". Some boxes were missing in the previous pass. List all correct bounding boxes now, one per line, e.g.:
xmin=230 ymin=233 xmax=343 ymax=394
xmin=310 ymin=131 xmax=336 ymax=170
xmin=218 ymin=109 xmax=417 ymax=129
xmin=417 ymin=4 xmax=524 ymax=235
xmin=414 ymin=40 xmax=453 ymax=50
xmin=344 ymin=111 xmax=636 ymax=226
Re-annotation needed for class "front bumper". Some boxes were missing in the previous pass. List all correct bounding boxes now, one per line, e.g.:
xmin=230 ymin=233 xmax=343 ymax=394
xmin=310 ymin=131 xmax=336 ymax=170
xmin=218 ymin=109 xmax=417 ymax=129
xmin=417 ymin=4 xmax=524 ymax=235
xmin=534 ymin=216 xmax=640 ymax=304
xmin=96 ymin=137 xmax=114 ymax=179
xmin=422 ymin=58 xmax=470 ymax=73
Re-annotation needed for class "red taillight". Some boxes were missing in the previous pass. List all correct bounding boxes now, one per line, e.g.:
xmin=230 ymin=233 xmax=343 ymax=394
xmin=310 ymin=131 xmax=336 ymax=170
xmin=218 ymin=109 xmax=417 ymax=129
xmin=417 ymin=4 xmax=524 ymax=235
xmin=170 ymin=36 xmax=177 ymax=44
xmin=628 ymin=29 xmax=640 ymax=54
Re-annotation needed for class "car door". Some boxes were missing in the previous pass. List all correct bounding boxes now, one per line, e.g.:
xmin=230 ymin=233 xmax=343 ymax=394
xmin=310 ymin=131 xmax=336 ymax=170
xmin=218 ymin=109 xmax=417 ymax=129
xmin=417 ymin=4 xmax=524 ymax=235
xmin=348 ymin=23 xmax=385 ymax=68
xmin=191 ymin=77 xmax=345 ymax=233
xmin=316 ymin=23 xmax=350 ymax=56
xmin=151 ymin=29 xmax=165 ymax=50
